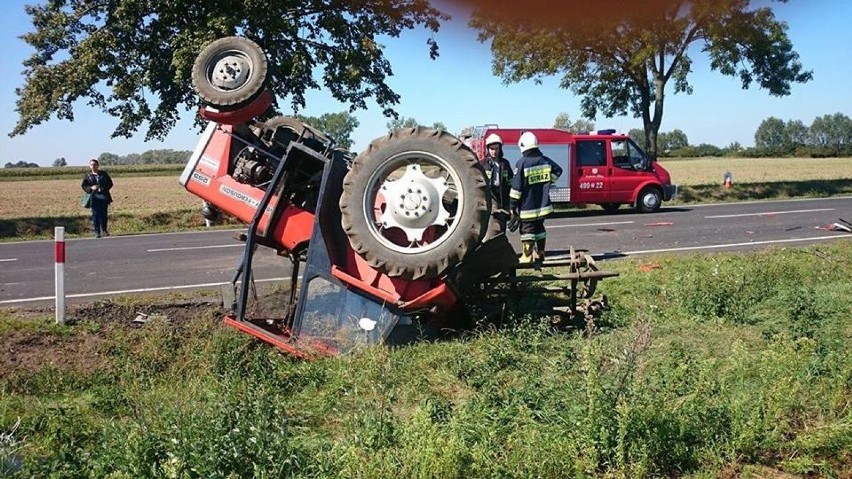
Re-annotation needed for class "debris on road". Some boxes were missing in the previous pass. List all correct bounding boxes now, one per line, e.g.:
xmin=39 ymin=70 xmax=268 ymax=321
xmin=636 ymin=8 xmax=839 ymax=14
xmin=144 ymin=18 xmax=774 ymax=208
xmin=645 ymin=221 xmax=673 ymax=227
xmin=816 ymin=219 xmax=852 ymax=233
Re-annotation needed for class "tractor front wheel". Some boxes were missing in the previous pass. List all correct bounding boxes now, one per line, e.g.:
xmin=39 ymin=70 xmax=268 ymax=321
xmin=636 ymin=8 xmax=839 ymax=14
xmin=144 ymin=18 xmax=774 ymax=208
xmin=192 ymin=36 xmax=268 ymax=111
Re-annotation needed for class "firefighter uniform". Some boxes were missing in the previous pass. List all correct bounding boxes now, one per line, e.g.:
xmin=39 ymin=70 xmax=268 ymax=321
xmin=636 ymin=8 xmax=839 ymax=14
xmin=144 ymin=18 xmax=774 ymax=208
xmin=482 ymin=133 xmax=514 ymax=231
xmin=509 ymin=131 xmax=563 ymax=264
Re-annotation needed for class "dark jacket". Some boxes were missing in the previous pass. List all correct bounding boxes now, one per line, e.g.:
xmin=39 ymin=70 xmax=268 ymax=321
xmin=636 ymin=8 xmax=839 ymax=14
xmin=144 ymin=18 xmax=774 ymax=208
xmin=482 ymin=153 xmax=514 ymax=210
xmin=81 ymin=170 xmax=114 ymax=204
xmin=509 ymin=148 xmax=562 ymax=220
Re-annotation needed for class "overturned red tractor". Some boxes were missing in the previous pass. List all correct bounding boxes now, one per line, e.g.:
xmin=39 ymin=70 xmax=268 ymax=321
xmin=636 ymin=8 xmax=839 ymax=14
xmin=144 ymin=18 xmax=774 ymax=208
xmin=180 ymin=37 xmax=616 ymax=357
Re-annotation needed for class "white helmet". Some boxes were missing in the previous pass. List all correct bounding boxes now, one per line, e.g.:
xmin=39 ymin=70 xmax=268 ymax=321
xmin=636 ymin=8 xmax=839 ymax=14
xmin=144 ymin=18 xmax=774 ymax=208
xmin=484 ymin=133 xmax=503 ymax=146
xmin=518 ymin=131 xmax=538 ymax=152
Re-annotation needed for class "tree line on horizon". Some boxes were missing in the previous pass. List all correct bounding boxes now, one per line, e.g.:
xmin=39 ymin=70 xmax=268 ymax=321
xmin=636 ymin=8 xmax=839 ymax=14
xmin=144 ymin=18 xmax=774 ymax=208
xmin=624 ymin=111 xmax=852 ymax=158
xmin=5 ymin=108 xmax=850 ymax=169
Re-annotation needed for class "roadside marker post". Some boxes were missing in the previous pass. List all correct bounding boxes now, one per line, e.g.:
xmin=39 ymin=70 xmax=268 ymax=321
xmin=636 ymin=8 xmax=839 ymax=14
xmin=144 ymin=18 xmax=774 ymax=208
xmin=55 ymin=226 xmax=66 ymax=325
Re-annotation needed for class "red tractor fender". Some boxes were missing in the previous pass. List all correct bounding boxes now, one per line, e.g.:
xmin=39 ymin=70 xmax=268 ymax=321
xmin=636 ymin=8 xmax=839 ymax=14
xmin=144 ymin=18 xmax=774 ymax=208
xmin=199 ymin=89 xmax=273 ymax=125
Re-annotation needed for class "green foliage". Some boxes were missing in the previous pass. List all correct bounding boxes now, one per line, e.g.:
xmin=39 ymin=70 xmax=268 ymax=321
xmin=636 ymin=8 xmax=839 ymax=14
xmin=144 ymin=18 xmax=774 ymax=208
xmin=3 ymin=161 xmax=38 ymax=168
xmin=296 ymin=111 xmax=360 ymax=150
xmin=98 ymin=149 xmax=191 ymax=165
xmin=386 ymin=116 xmax=446 ymax=133
xmin=553 ymin=112 xmax=595 ymax=133
xmin=470 ymin=1 xmax=811 ymax=156
xmin=753 ymin=112 xmax=852 ymax=157
xmin=12 ymin=0 xmax=448 ymax=140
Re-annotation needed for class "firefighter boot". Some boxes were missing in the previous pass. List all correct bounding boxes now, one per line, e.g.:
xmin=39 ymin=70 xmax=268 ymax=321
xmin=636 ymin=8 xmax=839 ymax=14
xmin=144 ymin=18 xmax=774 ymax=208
xmin=519 ymin=241 xmax=535 ymax=264
xmin=534 ymin=238 xmax=546 ymax=269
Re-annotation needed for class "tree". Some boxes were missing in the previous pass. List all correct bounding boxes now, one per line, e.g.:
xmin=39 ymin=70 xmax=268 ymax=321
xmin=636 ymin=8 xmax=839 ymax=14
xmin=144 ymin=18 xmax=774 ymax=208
xmin=571 ymin=119 xmax=595 ymax=133
xmin=12 ymin=1 xmax=447 ymax=141
xmin=754 ymin=117 xmax=787 ymax=154
xmin=4 ymin=160 xmax=39 ymax=168
xmin=386 ymin=117 xmax=445 ymax=133
xmin=52 ymin=157 xmax=67 ymax=167
xmin=296 ymin=112 xmax=360 ymax=150
xmin=554 ymin=112 xmax=571 ymax=129
xmin=628 ymin=128 xmax=645 ymax=146
xmin=554 ymin=112 xmax=594 ymax=132
xmin=469 ymin=0 xmax=812 ymax=156
xmin=658 ymin=129 xmax=689 ymax=155
xmin=784 ymin=119 xmax=809 ymax=149
xmin=809 ymin=113 xmax=852 ymax=154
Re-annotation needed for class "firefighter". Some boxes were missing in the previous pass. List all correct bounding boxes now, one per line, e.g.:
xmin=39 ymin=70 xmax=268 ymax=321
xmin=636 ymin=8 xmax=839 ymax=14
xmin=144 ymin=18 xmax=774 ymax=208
xmin=482 ymin=133 xmax=514 ymax=230
xmin=509 ymin=131 xmax=563 ymax=264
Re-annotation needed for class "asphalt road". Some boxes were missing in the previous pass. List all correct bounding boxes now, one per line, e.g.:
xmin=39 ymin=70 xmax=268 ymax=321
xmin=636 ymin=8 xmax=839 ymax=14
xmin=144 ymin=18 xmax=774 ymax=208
xmin=1 ymin=196 xmax=850 ymax=306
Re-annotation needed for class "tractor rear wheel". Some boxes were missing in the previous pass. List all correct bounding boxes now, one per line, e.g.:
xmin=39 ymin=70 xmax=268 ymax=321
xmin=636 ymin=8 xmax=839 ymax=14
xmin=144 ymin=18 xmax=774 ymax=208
xmin=339 ymin=128 xmax=491 ymax=280
xmin=192 ymin=36 xmax=268 ymax=111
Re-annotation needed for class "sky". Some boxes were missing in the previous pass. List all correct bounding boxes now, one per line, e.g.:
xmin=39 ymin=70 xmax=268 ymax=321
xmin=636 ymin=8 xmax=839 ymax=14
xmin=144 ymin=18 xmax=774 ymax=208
xmin=0 ymin=1 xmax=850 ymax=166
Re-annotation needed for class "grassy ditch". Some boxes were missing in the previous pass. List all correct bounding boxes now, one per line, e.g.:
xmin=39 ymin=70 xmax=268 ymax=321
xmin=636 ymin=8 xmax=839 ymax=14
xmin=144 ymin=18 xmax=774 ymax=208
xmin=1 ymin=242 xmax=851 ymax=477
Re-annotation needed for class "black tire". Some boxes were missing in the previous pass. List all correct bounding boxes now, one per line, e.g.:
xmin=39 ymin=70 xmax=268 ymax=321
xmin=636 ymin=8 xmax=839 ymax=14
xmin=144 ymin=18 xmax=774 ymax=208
xmin=339 ymin=127 xmax=491 ymax=280
xmin=192 ymin=37 xmax=268 ymax=111
xmin=636 ymin=187 xmax=662 ymax=213
xmin=600 ymin=203 xmax=621 ymax=213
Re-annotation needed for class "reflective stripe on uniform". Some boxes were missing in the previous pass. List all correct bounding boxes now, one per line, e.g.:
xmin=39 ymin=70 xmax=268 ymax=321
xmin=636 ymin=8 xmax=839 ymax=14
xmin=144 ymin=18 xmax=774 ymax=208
xmin=520 ymin=232 xmax=547 ymax=241
xmin=519 ymin=205 xmax=553 ymax=220
xmin=509 ymin=189 xmax=522 ymax=200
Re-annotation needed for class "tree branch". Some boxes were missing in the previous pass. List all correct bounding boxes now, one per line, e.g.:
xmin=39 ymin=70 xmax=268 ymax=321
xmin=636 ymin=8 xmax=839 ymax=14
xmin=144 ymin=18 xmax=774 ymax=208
xmin=663 ymin=23 xmax=701 ymax=81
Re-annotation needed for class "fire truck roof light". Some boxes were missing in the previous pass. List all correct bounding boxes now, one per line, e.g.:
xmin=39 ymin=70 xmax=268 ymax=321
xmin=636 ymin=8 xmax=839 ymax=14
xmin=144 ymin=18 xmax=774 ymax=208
xmin=597 ymin=129 xmax=617 ymax=135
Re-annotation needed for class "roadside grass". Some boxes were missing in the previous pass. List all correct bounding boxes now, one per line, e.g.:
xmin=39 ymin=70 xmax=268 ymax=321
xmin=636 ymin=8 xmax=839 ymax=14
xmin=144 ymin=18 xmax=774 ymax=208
xmin=1 ymin=242 xmax=850 ymax=477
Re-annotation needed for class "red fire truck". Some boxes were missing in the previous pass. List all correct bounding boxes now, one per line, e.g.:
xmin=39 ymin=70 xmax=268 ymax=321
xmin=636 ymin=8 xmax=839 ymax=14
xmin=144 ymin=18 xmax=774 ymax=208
xmin=469 ymin=126 xmax=677 ymax=213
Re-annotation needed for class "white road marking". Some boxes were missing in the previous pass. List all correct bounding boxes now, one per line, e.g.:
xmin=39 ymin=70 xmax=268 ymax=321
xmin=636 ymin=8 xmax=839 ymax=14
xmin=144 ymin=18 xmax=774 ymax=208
xmin=0 ymin=258 xmax=18 ymax=263
xmin=550 ymin=221 xmax=635 ymax=229
xmin=705 ymin=208 xmax=834 ymax=219
xmin=611 ymin=234 xmax=849 ymax=256
xmin=0 ymin=277 xmax=292 ymax=305
xmin=147 ymin=244 xmax=243 ymax=252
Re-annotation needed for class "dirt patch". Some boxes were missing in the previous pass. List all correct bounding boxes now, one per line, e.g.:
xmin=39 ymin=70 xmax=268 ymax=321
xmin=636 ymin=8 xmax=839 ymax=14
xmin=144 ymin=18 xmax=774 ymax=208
xmin=0 ymin=299 xmax=224 ymax=378
xmin=0 ymin=330 xmax=107 ymax=377
xmin=69 ymin=300 xmax=223 ymax=325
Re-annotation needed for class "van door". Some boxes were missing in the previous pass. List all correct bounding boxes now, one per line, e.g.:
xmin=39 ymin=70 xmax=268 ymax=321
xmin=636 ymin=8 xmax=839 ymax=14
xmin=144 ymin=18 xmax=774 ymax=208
xmin=608 ymin=138 xmax=648 ymax=203
xmin=574 ymin=140 xmax=608 ymax=203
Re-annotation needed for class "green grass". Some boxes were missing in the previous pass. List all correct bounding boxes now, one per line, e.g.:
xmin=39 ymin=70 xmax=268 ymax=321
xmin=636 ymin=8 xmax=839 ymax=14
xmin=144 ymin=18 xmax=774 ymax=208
xmin=2 ymin=242 xmax=851 ymax=477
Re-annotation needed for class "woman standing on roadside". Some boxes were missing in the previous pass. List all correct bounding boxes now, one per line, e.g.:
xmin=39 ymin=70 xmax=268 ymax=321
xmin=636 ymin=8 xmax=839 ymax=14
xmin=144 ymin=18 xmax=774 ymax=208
xmin=81 ymin=158 xmax=114 ymax=238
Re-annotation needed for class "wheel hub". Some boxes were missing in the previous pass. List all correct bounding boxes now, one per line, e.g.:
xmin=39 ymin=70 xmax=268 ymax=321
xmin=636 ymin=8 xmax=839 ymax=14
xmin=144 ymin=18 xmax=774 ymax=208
xmin=643 ymin=193 xmax=659 ymax=209
xmin=378 ymin=164 xmax=450 ymax=243
xmin=211 ymin=54 xmax=250 ymax=90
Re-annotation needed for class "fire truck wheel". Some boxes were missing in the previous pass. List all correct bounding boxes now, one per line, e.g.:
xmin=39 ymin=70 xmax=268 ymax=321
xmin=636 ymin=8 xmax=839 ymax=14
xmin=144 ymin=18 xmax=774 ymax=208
xmin=601 ymin=203 xmax=621 ymax=213
xmin=192 ymin=36 xmax=268 ymax=111
xmin=340 ymin=127 xmax=491 ymax=280
xmin=636 ymin=187 xmax=662 ymax=213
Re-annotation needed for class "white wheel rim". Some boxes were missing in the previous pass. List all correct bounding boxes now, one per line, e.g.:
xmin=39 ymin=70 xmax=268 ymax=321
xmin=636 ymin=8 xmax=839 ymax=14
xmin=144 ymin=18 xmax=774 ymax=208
xmin=208 ymin=49 xmax=253 ymax=91
xmin=643 ymin=192 xmax=660 ymax=209
xmin=363 ymin=150 xmax=463 ymax=254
